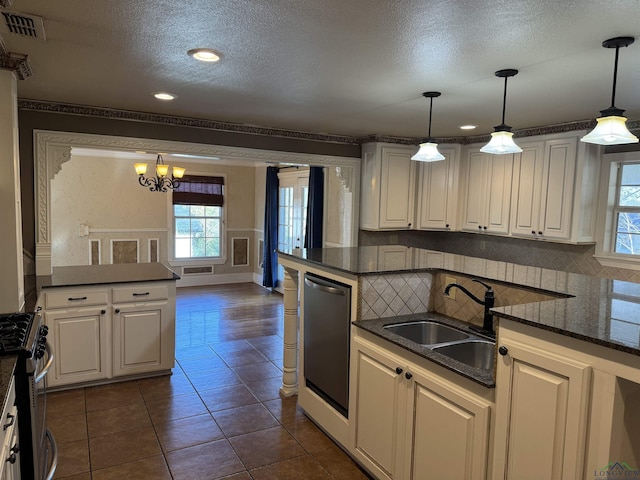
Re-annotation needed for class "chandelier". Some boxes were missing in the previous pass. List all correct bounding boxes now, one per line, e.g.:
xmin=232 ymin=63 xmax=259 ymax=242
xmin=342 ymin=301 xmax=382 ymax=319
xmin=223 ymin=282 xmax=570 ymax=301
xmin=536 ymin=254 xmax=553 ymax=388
xmin=134 ymin=154 xmax=185 ymax=192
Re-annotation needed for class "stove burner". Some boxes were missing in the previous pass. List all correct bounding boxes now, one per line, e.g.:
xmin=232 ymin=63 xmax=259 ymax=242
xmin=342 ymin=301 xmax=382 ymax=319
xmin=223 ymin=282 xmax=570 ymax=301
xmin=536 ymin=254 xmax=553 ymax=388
xmin=0 ymin=312 xmax=36 ymax=356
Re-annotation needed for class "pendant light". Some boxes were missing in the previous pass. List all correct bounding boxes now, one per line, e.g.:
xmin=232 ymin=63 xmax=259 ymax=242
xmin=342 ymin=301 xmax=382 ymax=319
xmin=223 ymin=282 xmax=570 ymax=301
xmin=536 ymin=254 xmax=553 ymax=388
xmin=581 ymin=36 xmax=638 ymax=145
xmin=481 ymin=69 xmax=522 ymax=154
xmin=411 ymin=91 xmax=445 ymax=162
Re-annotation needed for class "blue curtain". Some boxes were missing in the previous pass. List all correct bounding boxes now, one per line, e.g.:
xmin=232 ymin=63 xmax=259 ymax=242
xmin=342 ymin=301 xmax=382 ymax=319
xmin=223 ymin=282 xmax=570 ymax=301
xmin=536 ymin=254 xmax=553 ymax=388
xmin=262 ymin=167 xmax=279 ymax=288
xmin=304 ymin=167 xmax=324 ymax=249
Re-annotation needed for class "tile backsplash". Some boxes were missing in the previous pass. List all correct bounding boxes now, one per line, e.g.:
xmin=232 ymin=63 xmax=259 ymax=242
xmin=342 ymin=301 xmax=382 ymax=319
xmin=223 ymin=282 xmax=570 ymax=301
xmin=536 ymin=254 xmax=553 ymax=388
xmin=358 ymin=272 xmax=432 ymax=320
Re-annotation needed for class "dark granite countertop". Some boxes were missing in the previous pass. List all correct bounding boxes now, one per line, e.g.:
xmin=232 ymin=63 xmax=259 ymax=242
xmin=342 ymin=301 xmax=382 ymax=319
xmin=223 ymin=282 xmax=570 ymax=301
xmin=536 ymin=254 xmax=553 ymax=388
xmin=279 ymin=246 xmax=640 ymax=358
xmin=355 ymin=312 xmax=496 ymax=388
xmin=37 ymin=263 xmax=180 ymax=290
xmin=0 ymin=356 xmax=16 ymax=418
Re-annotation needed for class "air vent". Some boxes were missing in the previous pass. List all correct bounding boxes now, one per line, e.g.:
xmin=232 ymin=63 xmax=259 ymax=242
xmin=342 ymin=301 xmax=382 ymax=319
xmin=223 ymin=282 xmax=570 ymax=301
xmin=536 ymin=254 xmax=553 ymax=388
xmin=1 ymin=11 xmax=46 ymax=41
xmin=183 ymin=266 xmax=213 ymax=275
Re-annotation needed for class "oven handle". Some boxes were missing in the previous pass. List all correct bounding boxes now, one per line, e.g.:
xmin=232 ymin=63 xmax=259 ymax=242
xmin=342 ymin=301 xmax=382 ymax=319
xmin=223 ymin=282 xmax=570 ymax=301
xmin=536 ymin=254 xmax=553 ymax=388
xmin=44 ymin=428 xmax=58 ymax=480
xmin=35 ymin=342 xmax=54 ymax=384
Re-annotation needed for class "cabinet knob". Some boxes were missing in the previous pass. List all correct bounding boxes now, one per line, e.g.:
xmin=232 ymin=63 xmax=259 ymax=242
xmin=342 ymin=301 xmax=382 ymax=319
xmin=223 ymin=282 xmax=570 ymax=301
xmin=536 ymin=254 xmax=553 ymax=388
xmin=445 ymin=224 xmax=450 ymax=228
xmin=483 ymin=226 xmax=487 ymax=230
xmin=395 ymin=367 xmax=403 ymax=375
xmin=538 ymin=231 xmax=543 ymax=235
xmin=531 ymin=230 xmax=536 ymax=235
xmin=3 ymin=414 xmax=14 ymax=431
xmin=478 ymin=226 xmax=482 ymax=230
xmin=405 ymin=372 xmax=413 ymax=380
xmin=498 ymin=346 xmax=509 ymax=356
xmin=101 ymin=309 xmax=106 ymax=315
xmin=115 ymin=308 xmax=120 ymax=314
xmin=408 ymin=223 xmax=412 ymax=227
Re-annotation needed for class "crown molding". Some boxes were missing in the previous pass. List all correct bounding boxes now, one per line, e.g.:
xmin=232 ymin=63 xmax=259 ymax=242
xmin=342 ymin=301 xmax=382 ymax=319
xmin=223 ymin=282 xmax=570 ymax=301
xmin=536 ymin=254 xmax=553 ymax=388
xmin=18 ymin=99 xmax=638 ymax=147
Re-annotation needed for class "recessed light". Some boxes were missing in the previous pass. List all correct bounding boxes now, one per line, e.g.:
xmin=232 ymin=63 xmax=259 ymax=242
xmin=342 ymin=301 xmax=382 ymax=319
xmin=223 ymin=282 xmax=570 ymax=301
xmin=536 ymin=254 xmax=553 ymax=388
xmin=154 ymin=92 xmax=176 ymax=101
xmin=187 ymin=48 xmax=223 ymax=63
xmin=459 ymin=125 xmax=477 ymax=130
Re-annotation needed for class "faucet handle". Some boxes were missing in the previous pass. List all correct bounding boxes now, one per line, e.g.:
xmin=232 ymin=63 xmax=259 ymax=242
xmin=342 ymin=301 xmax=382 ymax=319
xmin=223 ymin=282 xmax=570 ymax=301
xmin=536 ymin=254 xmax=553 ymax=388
xmin=472 ymin=278 xmax=493 ymax=291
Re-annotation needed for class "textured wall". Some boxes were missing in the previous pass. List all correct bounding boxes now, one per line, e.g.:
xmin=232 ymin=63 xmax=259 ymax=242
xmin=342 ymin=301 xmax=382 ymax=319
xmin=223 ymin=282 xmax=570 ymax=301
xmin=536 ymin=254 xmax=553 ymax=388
xmin=360 ymin=230 xmax=640 ymax=283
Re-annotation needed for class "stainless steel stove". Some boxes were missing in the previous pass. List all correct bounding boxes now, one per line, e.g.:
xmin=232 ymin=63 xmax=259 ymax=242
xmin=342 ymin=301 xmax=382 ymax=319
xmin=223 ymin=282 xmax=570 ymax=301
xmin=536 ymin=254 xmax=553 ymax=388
xmin=0 ymin=311 xmax=57 ymax=480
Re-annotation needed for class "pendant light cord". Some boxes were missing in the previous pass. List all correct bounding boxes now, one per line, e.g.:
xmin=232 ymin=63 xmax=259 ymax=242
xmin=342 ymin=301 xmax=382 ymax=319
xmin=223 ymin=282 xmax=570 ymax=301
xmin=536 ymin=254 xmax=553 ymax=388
xmin=610 ymin=45 xmax=620 ymax=109
xmin=501 ymin=75 xmax=508 ymax=126
xmin=427 ymin=96 xmax=434 ymax=139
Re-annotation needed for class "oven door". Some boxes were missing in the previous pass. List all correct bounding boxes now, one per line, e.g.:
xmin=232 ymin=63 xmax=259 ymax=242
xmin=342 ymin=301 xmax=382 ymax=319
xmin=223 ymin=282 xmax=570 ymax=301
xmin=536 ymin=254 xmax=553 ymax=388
xmin=34 ymin=342 xmax=57 ymax=480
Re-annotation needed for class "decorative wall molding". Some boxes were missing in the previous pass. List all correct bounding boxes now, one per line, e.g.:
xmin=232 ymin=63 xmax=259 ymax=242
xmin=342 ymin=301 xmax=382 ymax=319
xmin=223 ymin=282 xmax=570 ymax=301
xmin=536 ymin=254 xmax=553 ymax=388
xmin=34 ymin=129 xmax=361 ymax=275
xmin=20 ymin=100 xmax=640 ymax=149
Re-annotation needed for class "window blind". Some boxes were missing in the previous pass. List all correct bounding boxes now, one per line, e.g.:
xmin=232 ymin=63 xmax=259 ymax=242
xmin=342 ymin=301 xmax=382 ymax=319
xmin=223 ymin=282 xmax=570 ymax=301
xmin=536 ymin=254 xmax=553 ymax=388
xmin=173 ymin=175 xmax=224 ymax=206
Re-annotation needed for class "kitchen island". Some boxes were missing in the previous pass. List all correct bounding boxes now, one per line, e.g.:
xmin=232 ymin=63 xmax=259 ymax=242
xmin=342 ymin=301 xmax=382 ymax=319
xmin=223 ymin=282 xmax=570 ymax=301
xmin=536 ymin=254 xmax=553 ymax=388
xmin=279 ymin=245 xmax=640 ymax=480
xmin=37 ymin=262 xmax=179 ymax=388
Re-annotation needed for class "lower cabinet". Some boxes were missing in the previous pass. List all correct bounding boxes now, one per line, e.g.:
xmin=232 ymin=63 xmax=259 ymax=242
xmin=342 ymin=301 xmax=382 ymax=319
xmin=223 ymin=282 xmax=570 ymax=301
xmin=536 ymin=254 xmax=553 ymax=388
xmin=493 ymin=325 xmax=592 ymax=480
xmin=351 ymin=335 xmax=492 ymax=480
xmin=0 ymin=379 xmax=19 ymax=480
xmin=45 ymin=306 xmax=109 ymax=387
xmin=42 ymin=281 xmax=176 ymax=388
xmin=113 ymin=301 xmax=173 ymax=376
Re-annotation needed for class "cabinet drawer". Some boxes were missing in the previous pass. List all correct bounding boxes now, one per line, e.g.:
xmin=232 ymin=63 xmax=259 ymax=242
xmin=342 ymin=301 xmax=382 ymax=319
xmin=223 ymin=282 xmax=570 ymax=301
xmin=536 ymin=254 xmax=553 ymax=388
xmin=112 ymin=284 xmax=168 ymax=303
xmin=45 ymin=290 xmax=108 ymax=309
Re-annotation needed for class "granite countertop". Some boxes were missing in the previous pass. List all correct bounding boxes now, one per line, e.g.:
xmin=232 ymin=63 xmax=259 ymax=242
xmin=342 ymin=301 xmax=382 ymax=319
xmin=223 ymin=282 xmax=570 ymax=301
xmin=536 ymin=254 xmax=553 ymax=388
xmin=37 ymin=263 xmax=180 ymax=289
xmin=0 ymin=356 xmax=16 ymax=417
xmin=355 ymin=312 xmax=496 ymax=388
xmin=279 ymin=245 xmax=640 ymax=358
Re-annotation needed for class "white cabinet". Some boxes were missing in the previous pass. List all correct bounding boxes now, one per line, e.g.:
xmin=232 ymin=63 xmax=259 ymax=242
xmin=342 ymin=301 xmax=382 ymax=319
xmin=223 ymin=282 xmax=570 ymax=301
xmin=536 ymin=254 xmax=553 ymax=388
xmin=510 ymin=134 xmax=601 ymax=243
xmin=493 ymin=324 xmax=591 ymax=480
xmin=0 ymin=379 xmax=19 ymax=480
xmin=113 ymin=284 xmax=174 ymax=376
xmin=45 ymin=305 xmax=110 ymax=387
xmin=460 ymin=148 xmax=513 ymax=235
xmin=416 ymin=145 xmax=461 ymax=230
xmin=42 ymin=280 xmax=176 ymax=387
xmin=360 ymin=143 xmax=417 ymax=230
xmin=351 ymin=334 xmax=491 ymax=480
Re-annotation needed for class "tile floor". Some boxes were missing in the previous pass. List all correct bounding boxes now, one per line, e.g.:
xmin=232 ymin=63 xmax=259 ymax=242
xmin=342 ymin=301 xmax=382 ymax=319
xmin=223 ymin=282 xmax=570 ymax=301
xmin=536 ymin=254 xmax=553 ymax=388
xmin=48 ymin=283 xmax=371 ymax=479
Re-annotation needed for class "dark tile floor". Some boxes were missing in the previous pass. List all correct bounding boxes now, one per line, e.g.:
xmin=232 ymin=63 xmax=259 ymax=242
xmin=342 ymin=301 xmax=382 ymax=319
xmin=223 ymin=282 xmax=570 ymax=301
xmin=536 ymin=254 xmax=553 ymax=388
xmin=49 ymin=283 xmax=370 ymax=479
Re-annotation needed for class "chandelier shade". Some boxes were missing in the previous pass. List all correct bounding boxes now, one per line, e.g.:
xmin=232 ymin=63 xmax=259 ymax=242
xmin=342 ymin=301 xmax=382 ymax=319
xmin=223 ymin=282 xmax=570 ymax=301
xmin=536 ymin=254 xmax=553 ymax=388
xmin=411 ymin=91 xmax=445 ymax=162
xmin=481 ymin=69 xmax=522 ymax=155
xmin=581 ymin=36 xmax=638 ymax=146
xmin=134 ymin=154 xmax=185 ymax=192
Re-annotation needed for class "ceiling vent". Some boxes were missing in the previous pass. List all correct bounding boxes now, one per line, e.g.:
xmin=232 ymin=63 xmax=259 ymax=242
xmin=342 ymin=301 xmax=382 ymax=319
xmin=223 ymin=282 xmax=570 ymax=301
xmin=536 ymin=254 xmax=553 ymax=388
xmin=1 ymin=11 xmax=46 ymax=41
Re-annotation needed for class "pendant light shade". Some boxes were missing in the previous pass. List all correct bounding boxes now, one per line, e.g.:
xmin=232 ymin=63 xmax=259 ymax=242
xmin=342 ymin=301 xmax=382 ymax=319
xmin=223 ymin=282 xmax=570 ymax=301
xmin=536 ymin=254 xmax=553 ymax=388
xmin=481 ymin=69 xmax=522 ymax=155
xmin=411 ymin=92 xmax=445 ymax=162
xmin=581 ymin=36 xmax=638 ymax=146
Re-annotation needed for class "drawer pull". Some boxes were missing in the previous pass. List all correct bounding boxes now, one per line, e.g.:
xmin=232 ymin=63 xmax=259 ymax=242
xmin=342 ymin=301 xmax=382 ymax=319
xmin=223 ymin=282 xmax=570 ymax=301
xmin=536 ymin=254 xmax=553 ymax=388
xmin=68 ymin=296 xmax=87 ymax=301
xmin=3 ymin=413 xmax=14 ymax=431
xmin=132 ymin=292 xmax=150 ymax=297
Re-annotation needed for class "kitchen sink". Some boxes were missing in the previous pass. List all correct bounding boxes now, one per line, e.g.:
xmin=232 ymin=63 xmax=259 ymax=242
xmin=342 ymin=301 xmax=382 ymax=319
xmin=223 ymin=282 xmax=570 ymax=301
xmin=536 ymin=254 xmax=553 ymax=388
xmin=384 ymin=321 xmax=470 ymax=345
xmin=432 ymin=340 xmax=496 ymax=370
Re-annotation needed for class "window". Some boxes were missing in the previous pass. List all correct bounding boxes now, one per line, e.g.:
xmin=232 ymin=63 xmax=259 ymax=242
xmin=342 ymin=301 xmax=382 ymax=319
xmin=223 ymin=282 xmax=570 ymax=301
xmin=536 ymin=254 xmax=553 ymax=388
xmin=613 ymin=163 xmax=640 ymax=254
xmin=596 ymin=153 xmax=640 ymax=269
xmin=609 ymin=280 xmax=640 ymax=349
xmin=172 ymin=175 xmax=224 ymax=259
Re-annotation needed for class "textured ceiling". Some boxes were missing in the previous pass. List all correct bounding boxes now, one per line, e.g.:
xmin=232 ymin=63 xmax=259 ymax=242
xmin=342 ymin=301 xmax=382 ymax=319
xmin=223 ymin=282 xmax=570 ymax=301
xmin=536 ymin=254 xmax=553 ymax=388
xmin=2 ymin=0 xmax=640 ymax=140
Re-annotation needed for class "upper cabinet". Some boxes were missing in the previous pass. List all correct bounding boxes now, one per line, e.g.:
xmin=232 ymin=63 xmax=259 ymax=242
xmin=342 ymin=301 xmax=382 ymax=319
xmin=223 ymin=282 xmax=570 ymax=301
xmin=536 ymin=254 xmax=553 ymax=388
xmin=510 ymin=134 xmax=601 ymax=243
xmin=460 ymin=148 xmax=513 ymax=235
xmin=416 ymin=144 xmax=461 ymax=231
xmin=360 ymin=143 xmax=417 ymax=230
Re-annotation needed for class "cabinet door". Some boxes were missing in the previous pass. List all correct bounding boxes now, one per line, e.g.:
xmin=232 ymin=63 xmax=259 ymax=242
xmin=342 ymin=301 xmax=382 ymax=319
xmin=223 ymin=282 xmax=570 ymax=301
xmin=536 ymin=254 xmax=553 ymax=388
xmin=112 ymin=302 xmax=173 ymax=376
xmin=493 ymin=340 xmax=591 ymax=480
xmin=538 ymin=138 xmax=577 ymax=240
xmin=45 ymin=307 xmax=109 ymax=387
xmin=379 ymin=147 xmax=416 ymax=229
xmin=461 ymin=150 xmax=487 ymax=232
xmin=484 ymin=154 xmax=513 ymax=234
xmin=406 ymin=370 xmax=491 ymax=480
xmin=510 ymin=143 xmax=544 ymax=238
xmin=352 ymin=338 xmax=406 ymax=480
xmin=416 ymin=147 xmax=459 ymax=230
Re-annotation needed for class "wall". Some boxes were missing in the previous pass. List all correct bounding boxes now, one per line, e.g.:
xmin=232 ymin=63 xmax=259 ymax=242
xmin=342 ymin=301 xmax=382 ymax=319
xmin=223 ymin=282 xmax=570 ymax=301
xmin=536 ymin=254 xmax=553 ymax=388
xmin=360 ymin=230 xmax=640 ymax=283
xmin=254 ymin=166 xmax=266 ymax=280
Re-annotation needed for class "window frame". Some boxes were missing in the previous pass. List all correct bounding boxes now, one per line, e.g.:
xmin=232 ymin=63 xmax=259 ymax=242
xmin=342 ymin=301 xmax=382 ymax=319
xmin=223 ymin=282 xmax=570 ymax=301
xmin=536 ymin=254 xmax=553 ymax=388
xmin=595 ymin=152 xmax=640 ymax=270
xmin=169 ymin=173 xmax=227 ymax=266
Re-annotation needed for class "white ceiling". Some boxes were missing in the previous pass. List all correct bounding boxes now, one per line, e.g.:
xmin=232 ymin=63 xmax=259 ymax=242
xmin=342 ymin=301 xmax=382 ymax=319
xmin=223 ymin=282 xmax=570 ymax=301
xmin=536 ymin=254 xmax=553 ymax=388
xmin=2 ymin=0 xmax=640 ymax=140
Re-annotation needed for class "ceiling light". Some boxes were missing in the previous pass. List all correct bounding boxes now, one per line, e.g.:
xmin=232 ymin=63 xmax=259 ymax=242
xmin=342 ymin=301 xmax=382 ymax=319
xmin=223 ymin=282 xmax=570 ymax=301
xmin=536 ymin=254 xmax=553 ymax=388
xmin=460 ymin=125 xmax=477 ymax=130
xmin=153 ymin=92 xmax=176 ymax=101
xmin=187 ymin=48 xmax=223 ymax=63
xmin=411 ymin=91 xmax=445 ymax=162
xmin=581 ymin=36 xmax=638 ymax=146
xmin=134 ymin=154 xmax=185 ymax=192
xmin=481 ymin=69 xmax=522 ymax=155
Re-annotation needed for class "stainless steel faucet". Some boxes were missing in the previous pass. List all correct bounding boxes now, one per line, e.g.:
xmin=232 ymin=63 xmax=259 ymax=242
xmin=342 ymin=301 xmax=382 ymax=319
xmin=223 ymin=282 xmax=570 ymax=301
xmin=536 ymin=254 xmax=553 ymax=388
xmin=444 ymin=278 xmax=495 ymax=336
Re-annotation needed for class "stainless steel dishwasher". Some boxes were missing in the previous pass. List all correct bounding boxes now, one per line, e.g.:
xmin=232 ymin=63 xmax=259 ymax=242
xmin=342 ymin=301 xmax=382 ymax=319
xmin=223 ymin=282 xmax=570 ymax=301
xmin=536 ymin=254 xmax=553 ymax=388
xmin=303 ymin=272 xmax=351 ymax=418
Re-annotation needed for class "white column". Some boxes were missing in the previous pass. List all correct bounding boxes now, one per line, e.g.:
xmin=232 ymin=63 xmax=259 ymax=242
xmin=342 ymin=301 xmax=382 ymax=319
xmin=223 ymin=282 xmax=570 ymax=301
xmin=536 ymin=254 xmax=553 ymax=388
xmin=0 ymin=69 xmax=24 ymax=311
xmin=280 ymin=266 xmax=299 ymax=396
